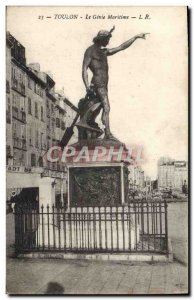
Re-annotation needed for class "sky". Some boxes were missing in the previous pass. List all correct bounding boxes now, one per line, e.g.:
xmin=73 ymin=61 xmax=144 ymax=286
xmin=6 ymin=6 xmax=188 ymax=179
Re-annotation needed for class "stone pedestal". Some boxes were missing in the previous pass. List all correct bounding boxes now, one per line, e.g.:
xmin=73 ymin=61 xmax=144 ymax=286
xmin=66 ymin=136 xmax=129 ymax=207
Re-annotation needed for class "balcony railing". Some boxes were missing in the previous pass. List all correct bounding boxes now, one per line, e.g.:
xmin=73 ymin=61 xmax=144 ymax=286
xmin=12 ymin=107 xmax=26 ymax=123
xmin=6 ymin=80 xmax=10 ymax=93
xmin=13 ymin=137 xmax=27 ymax=150
xmin=12 ymin=78 xmax=25 ymax=96
xmin=6 ymin=145 xmax=12 ymax=158
xmin=41 ymin=143 xmax=47 ymax=150
xmin=12 ymin=106 xmax=18 ymax=118
xmin=22 ymin=139 xmax=27 ymax=150
xmin=6 ymin=110 xmax=11 ymax=124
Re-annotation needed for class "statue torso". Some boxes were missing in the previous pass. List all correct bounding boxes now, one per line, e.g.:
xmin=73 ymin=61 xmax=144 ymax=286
xmin=89 ymin=45 xmax=108 ymax=88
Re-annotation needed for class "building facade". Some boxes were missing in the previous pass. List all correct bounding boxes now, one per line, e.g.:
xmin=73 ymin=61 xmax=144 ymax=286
xmin=8 ymin=33 xmax=27 ymax=167
xmin=158 ymin=157 xmax=188 ymax=191
xmin=26 ymin=63 xmax=47 ymax=168
xmin=6 ymin=32 xmax=78 ymax=208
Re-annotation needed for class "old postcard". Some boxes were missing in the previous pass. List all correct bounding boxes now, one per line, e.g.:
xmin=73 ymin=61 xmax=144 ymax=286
xmin=6 ymin=6 xmax=188 ymax=295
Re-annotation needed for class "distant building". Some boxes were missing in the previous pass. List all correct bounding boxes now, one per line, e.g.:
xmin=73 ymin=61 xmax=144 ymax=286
xmin=158 ymin=157 xmax=188 ymax=191
xmin=145 ymin=176 xmax=151 ymax=193
xmin=55 ymin=90 xmax=78 ymax=146
xmin=158 ymin=160 xmax=174 ymax=189
xmin=128 ymin=164 xmax=145 ymax=191
xmin=174 ymin=161 xmax=188 ymax=191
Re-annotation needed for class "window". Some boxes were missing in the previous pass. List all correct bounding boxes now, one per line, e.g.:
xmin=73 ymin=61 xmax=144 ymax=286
xmin=11 ymin=65 xmax=18 ymax=80
xmin=56 ymin=118 xmax=60 ymax=128
xmin=41 ymin=106 xmax=44 ymax=121
xmin=6 ymin=97 xmax=11 ymax=124
xmin=7 ymin=97 xmax=11 ymax=112
xmin=11 ymin=66 xmax=14 ymax=79
xmin=13 ymin=122 xmax=17 ymax=137
xmin=35 ymin=84 xmax=43 ymax=96
xmin=52 ymin=120 xmax=55 ymax=133
xmin=55 ymin=109 xmax=59 ymax=118
xmin=35 ymin=130 xmax=39 ymax=148
xmin=13 ymin=149 xmax=17 ymax=166
xmin=47 ymin=119 xmax=50 ymax=130
xmin=12 ymin=94 xmax=16 ymax=107
xmin=40 ymin=132 xmax=44 ymax=148
xmin=31 ymin=153 xmax=36 ymax=167
xmin=28 ymin=97 xmax=32 ymax=114
xmin=19 ymin=151 xmax=25 ymax=166
xmin=20 ymin=97 xmax=25 ymax=111
xmin=6 ymin=80 xmax=10 ymax=93
xmin=47 ymin=101 xmax=50 ymax=117
xmin=29 ymin=127 xmax=33 ymax=146
xmin=21 ymin=125 xmax=25 ymax=139
xmin=35 ymin=102 xmax=38 ymax=118
xmin=28 ymin=77 xmax=32 ymax=89
xmin=38 ymin=156 xmax=43 ymax=167
xmin=61 ymin=121 xmax=66 ymax=130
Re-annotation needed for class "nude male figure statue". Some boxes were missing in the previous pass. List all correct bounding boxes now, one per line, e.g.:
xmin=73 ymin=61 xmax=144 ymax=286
xmin=82 ymin=26 xmax=149 ymax=139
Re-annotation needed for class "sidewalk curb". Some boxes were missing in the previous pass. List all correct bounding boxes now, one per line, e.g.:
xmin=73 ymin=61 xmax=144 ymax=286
xmin=17 ymin=252 xmax=171 ymax=262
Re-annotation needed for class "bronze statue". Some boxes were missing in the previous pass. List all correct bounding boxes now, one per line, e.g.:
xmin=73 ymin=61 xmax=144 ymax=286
xmin=78 ymin=27 xmax=149 ymax=140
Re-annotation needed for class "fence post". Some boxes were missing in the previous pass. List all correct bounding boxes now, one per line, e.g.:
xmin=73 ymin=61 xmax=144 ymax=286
xmin=41 ymin=205 xmax=44 ymax=250
xmin=52 ymin=204 xmax=56 ymax=249
xmin=99 ymin=206 xmax=102 ymax=250
xmin=147 ymin=202 xmax=150 ymax=252
xmin=122 ymin=205 xmax=125 ymax=251
xmin=110 ymin=206 xmax=113 ymax=251
xmin=141 ymin=200 xmax=144 ymax=251
xmin=164 ymin=200 xmax=168 ymax=252
xmin=47 ymin=205 xmax=50 ymax=250
xmin=128 ymin=204 xmax=131 ymax=251
xmin=116 ymin=206 xmax=119 ymax=251
xmin=63 ymin=206 xmax=66 ymax=251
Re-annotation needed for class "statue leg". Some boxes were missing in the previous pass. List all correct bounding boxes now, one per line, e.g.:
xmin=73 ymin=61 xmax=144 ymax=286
xmin=96 ymin=87 xmax=111 ymax=137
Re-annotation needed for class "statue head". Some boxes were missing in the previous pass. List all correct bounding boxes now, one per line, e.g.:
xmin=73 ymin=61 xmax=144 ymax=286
xmin=93 ymin=26 xmax=115 ymax=46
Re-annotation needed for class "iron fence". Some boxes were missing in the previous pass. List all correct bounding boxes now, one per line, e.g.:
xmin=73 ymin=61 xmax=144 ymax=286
xmin=14 ymin=201 xmax=168 ymax=254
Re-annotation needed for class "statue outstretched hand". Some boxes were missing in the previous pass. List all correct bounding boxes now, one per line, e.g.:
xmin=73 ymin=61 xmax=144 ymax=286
xmin=136 ymin=33 xmax=150 ymax=39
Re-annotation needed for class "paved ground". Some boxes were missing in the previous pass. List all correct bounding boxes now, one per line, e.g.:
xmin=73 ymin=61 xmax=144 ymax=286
xmin=6 ymin=257 xmax=188 ymax=295
xmin=168 ymin=202 xmax=188 ymax=265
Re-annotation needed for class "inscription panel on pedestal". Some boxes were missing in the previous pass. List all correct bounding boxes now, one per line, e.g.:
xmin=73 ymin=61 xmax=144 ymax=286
xmin=69 ymin=166 xmax=121 ymax=206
